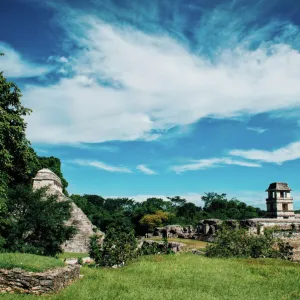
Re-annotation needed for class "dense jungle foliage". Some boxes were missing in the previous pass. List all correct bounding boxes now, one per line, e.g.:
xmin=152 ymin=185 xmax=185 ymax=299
xmin=71 ymin=193 xmax=266 ymax=235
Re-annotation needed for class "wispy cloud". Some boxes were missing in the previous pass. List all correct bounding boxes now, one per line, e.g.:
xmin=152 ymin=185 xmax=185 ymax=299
xmin=72 ymin=159 xmax=132 ymax=173
xmin=0 ymin=43 xmax=52 ymax=78
xmin=247 ymin=127 xmax=267 ymax=134
xmin=172 ymin=158 xmax=261 ymax=174
xmin=7 ymin=1 xmax=300 ymax=144
xmin=137 ymin=164 xmax=157 ymax=175
xmin=73 ymin=144 xmax=120 ymax=152
xmin=230 ymin=141 xmax=300 ymax=164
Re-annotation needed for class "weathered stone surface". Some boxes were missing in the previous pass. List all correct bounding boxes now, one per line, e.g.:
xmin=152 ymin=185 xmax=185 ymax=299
xmin=153 ymin=225 xmax=195 ymax=239
xmin=62 ymin=202 xmax=104 ymax=253
xmin=0 ymin=265 xmax=80 ymax=295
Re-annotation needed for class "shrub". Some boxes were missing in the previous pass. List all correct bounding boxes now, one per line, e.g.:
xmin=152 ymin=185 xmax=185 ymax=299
xmin=138 ymin=236 xmax=175 ymax=256
xmin=206 ymin=224 xmax=293 ymax=260
xmin=1 ymin=185 xmax=76 ymax=256
xmin=89 ymin=226 xmax=137 ymax=267
xmin=138 ymin=241 xmax=161 ymax=255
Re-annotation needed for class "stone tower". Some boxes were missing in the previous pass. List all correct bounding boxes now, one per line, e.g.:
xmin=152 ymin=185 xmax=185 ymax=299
xmin=33 ymin=168 xmax=63 ymax=195
xmin=266 ymin=182 xmax=295 ymax=219
xmin=33 ymin=169 xmax=103 ymax=253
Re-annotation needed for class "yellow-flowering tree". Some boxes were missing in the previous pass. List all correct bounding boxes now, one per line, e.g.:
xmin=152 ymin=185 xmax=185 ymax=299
xmin=139 ymin=210 xmax=170 ymax=232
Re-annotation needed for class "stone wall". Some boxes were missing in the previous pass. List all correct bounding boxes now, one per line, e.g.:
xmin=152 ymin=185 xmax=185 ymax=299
xmin=0 ymin=265 xmax=80 ymax=295
xmin=153 ymin=225 xmax=195 ymax=239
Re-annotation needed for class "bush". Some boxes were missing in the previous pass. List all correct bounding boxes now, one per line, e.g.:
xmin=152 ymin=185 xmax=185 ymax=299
xmin=135 ymin=236 xmax=175 ymax=256
xmin=89 ymin=226 xmax=137 ymax=267
xmin=206 ymin=224 xmax=293 ymax=260
xmin=1 ymin=185 xmax=76 ymax=256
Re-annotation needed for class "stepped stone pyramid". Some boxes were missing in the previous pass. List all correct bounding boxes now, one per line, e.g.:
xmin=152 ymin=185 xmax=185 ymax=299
xmin=33 ymin=168 xmax=103 ymax=253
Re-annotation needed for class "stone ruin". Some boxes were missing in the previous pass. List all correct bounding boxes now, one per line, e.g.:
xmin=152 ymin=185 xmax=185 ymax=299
xmin=148 ymin=182 xmax=300 ymax=259
xmin=33 ymin=168 xmax=103 ymax=253
xmin=0 ymin=265 xmax=80 ymax=295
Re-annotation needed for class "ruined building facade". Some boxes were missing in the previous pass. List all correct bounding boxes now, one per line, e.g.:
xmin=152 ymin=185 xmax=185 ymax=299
xmin=33 ymin=168 xmax=103 ymax=253
xmin=266 ymin=182 xmax=295 ymax=219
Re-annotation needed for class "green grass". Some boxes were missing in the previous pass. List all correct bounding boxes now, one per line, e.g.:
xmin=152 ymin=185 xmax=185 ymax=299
xmin=0 ymin=253 xmax=64 ymax=272
xmin=58 ymin=252 xmax=89 ymax=260
xmin=146 ymin=237 xmax=207 ymax=250
xmin=2 ymin=253 xmax=300 ymax=299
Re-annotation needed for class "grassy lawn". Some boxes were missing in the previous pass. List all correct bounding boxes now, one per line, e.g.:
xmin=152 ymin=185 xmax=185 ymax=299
xmin=2 ymin=253 xmax=300 ymax=299
xmin=58 ymin=252 xmax=89 ymax=260
xmin=146 ymin=237 xmax=207 ymax=250
xmin=0 ymin=253 xmax=64 ymax=272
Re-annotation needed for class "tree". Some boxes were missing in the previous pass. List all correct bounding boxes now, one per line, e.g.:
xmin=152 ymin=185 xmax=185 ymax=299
xmin=167 ymin=196 xmax=186 ymax=207
xmin=2 ymin=185 xmax=76 ymax=256
xmin=201 ymin=192 xmax=266 ymax=220
xmin=89 ymin=226 xmax=137 ymax=267
xmin=0 ymin=54 xmax=39 ymax=192
xmin=139 ymin=211 xmax=170 ymax=233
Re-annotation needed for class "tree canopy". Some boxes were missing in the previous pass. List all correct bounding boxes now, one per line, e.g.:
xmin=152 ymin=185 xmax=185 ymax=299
xmin=2 ymin=185 xmax=76 ymax=256
xmin=72 ymin=193 xmax=266 ymax=235
xmin=0 ymin=67 xmax=39 ymax=192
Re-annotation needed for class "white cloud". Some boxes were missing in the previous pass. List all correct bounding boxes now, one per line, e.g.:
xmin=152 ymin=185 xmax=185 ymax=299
xmin=172 ymin=158 xmax=261 ymax=173
xmin=137 ymin=164 xmax=157 ymax=175
xmin=247 ymin=127 xmax=267 ymax=134
xmin=7 ymin=3 xmax=300 ymax=144
xmin=72 ymin=159 xmax=132 ymax=173
xmin=58 ymin=56 xmax=68 ymax=63
xmin=230 ymin=141 xmax=300 ymax=164
xmin=0 ymin=43 xmax=52 ymax=78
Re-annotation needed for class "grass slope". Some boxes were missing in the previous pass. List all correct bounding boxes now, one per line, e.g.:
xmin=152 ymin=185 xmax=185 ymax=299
xmin=2 ymin=254 xmax=300 ymax=299
xmin=0 ymin=253 xmax=64 ymax=272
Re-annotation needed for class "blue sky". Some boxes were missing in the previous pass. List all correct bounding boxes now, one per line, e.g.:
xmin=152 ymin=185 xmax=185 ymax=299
xmin=1 ymin=0 xmax=300 ymax=208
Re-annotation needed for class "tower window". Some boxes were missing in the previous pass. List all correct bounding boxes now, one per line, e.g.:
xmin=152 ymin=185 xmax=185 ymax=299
xmin=282 ymin=204 xmax=288 ymax=211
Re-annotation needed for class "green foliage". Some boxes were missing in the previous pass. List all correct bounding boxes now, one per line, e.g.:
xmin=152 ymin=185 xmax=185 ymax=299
xmin=71 ymin=195 xmax=135 ymax=232
xmin=0 ymin=69 xmax=39 ymax=187
xmin=206 ymin=224 xmax=293 ymax=260
xmin=138 ymin=236 xmax=174 ymax=256
xmin=1 ymin=185 xmax=76 ymax=256
xmin=88 ymin=235 xmax=102 ymax=264
xmin=202 ymin=192 xmax=266 ymax=220
xmin=73 ymin=193 xmax=266 ymax=236
xmin=0 ymin=253 xmax=64 ymax=272
xmin=138 ymin=240 xmax=161 ymax=255
xmin=89 ymin=226 xmax=137 ymax=267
